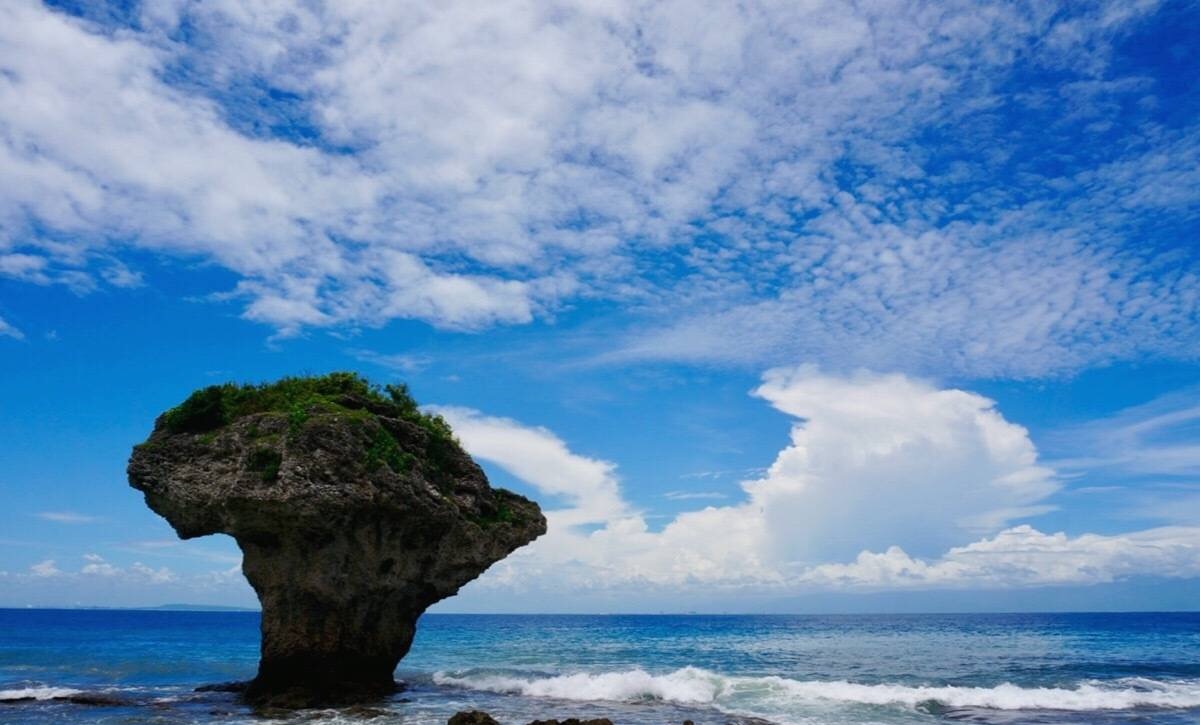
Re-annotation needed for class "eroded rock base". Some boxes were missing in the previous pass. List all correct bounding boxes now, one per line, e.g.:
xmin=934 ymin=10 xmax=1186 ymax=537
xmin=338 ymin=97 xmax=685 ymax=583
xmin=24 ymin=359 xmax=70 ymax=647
xmin=244 ymin=658 xmax=405 ymax=709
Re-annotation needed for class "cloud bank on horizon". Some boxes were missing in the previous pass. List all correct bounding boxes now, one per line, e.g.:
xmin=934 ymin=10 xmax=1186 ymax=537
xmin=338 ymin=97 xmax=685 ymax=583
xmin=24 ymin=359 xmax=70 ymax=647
xmin=440 ymin=368 xmax=1200 ymax=597
xmin=1 ymin=0 xmax=1198 ymax=377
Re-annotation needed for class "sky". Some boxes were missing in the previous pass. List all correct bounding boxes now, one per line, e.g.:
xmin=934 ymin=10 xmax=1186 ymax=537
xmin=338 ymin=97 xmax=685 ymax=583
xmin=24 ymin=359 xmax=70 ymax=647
xmin=0 ymin=0 xmax=1199 ymax=613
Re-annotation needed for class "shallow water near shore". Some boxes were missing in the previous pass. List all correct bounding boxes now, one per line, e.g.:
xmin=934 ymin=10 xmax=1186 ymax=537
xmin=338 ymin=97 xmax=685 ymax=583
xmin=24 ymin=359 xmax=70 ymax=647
xmin=2 ymin=610 xmax=1199 ymax=724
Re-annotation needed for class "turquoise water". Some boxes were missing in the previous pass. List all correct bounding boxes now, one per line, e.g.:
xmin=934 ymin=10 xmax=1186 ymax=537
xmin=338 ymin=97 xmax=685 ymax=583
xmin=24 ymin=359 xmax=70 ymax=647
xmin=2 ymin=610 xmax=1200 ymax=724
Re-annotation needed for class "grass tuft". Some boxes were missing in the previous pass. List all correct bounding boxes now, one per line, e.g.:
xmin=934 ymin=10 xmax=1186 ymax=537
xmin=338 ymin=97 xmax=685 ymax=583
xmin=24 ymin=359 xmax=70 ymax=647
xmin=247 ymin=448 xmax=282 ymax=483
xmin=162 ymin=372 xmax=458 ymax=482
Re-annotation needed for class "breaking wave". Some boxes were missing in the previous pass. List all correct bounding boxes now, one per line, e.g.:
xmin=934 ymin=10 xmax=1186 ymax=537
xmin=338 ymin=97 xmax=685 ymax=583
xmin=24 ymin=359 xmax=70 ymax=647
xmin=433 ymin=666 xmax=1200 ymax=712
xmin=0 ymin=685 xmax=84 ymax=701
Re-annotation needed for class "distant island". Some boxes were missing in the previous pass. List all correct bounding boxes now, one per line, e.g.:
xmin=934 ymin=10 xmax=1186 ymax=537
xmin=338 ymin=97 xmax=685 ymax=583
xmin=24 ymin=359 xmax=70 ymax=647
xmin=140 ymin=604 xmax=259 ymax=612
xmin=0 ymin=604 xmax=260 ymax=612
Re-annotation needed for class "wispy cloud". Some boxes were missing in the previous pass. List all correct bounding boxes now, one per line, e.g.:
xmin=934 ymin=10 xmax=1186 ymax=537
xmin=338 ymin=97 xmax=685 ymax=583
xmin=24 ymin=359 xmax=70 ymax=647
xmin=348 ymin=348 xmax=432 ymax=374
xmin=117 ymin=540 xmax=241 ymax=565
xmin=36 ymin=511 xmax=100 ymax=524
xmin=662 ymin=491 xmax=727 ymax=501
xmin=1053 ymin=388 xmax=1200 ymax=479
xmin=0 ymin=315 xmax=23 ymax=340
xmin=678 ymin=468 xmax=766 ymax=481
xmin=0 ymin=1 xmax=1196 ymax=376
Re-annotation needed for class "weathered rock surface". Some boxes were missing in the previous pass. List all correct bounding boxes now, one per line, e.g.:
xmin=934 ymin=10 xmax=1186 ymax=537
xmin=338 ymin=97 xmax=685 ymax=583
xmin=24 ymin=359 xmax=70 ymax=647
xmin=448 ymin=714 xmax=615 ymax=725
xmin=128 ymin=374 xmax=545 ymax=708
xmin=448 ymin=711 xmax=502 ymax=725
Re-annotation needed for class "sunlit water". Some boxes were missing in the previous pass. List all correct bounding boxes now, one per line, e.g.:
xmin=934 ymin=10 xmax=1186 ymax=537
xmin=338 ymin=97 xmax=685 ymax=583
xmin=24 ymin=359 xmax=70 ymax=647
xmin=2 ymin=610 xmax=1199 ymax=724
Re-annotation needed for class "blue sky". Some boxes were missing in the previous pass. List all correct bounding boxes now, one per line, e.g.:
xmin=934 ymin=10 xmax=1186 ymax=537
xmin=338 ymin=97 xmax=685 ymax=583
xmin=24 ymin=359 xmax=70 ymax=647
xmin=1 ymin=0 xmax=1199 ymax=612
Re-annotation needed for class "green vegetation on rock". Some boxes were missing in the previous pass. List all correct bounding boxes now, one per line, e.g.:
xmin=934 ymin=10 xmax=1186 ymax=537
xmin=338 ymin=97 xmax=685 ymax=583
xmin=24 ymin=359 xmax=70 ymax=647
xmin=366 ymin=427 xmax=415 ymax=474
xmin=162 ymin=373 xmax=459 ymax=483
xmin=164 ymin=373 xmax=452 ymax=440
xmin=247 ymin=448 xmax=282 ymax=483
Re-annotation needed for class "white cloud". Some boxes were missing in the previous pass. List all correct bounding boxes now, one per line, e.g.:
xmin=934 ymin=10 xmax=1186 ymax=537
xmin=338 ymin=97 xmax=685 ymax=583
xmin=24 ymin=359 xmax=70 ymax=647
xmin=128 ymin=562 xmax=178 ymax=584
xmin=80 ymin=553 xmax=119 ymax=577
xmin=0 ymin=315 xmax=22 ymax=340
xmin=36 ymin=511 xmax=99 ymax=524
xmin=443 ymin=369 xmax=1200 ymax=598
xmin=1 ymin=1 xmax=1197 ymax=375
xmin=26 ymin=553 xmax=180 ymax=584
xmin=803 ymin=525 xmax=1200 ymax=589
xmin=439 ymin=405 xmax=778 ymax=589
xmin=29 ymin=560 xmax=60 ymax=578
xmin=447 ymin=368 xmax=1076 ymax=594
xmin=0 ymin=557 xmax=249 ymax=608
xmin=613 ymin=218 xmax=1200 ymax=377
xmin=748 ymin=367 xmax=1059 ymax=562
xmin=194 ymin=564 xmax=245 ymax=588
xmin=349 ymin=349 xmax=433 ymax=374
xmin=663 ymin=491 xmax=727 ymax=501
xmin=1054 ymin=387 xmax=1200 ymax=478
xmin=118 ymin=540 xmax=242 ymax=566
xmin=435 ymin=407 xmax=629 ymax=527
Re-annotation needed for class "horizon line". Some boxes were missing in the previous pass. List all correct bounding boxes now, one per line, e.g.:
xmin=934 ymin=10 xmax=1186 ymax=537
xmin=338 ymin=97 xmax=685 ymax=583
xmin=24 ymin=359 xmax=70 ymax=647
xmin=4 ymin=606 xmax=1199 ymax=616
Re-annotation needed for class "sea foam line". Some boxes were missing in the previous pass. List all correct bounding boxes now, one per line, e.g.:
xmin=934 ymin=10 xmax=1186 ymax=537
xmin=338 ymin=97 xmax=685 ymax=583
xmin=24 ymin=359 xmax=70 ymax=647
xmin=0 ymin=686 xmax=84 ymax=701
xmin=433 ymin=666 xmax=1200 ymax=711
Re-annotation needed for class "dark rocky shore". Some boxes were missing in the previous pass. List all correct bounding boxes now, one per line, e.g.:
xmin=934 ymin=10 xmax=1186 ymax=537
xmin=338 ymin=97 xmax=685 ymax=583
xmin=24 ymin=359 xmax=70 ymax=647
xmin=450 ymin=713 xmax=702 ymax=725
xmin=450 ymin=713 xmax=617 ymax=725
xmin=127 ymin=373 xmax=546 ymax=708
xmin=1 ymin=695 xmax=712 ymax=725
xmin=1 ymin=687 xmax=754 ymax=725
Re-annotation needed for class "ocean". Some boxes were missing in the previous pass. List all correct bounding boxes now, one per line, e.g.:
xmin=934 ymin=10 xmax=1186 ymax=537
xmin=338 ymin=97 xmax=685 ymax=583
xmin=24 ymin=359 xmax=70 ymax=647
xmin=1 ymin=609 xmax=1199 ymax=724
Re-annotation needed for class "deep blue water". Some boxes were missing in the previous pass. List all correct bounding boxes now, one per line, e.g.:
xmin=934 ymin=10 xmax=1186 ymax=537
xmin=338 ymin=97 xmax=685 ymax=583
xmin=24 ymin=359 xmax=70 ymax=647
xmin=2 ymin=610 xmax=1200 ymax=724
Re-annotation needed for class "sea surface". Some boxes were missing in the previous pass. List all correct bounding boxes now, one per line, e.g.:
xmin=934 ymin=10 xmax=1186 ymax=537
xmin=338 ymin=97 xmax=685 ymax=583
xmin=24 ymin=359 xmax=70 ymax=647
xmin=2 ymin=610 xmax=1199 ymax=725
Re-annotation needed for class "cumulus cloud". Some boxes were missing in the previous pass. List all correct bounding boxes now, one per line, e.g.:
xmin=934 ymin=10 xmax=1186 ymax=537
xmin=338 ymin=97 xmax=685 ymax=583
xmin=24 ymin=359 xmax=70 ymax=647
xmin=748 ymin=367 xmax=1059 ymax=562
xmin=29 ymin=560 xmax=60 ymax=578
xmin=438 ymin=405 xmax=775 ymax=589
xmin=1 ymin=1 xmax=1197 ymax=375
xmin=19 ymin=554 xmax=179 ymax=586
xmin=803 ymin=525 xmax=1200 ymax=589
xmin=127 ymin=561 xmax=179 ymax=585
xmin=436 ymin=407 xmax=629 ymax=528
xmin=2 ymin=552 xmax=243 ymax=607
xmin=81 ymin=553 xmax=119 ymax=577
xmin=440 ymin=368 xmax=1197 ymax=596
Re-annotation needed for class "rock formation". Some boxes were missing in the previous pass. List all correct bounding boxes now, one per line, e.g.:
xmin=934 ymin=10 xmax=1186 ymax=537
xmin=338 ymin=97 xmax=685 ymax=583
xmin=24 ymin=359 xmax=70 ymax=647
xmin=128 ymin=373 xmax=545 ymax=708
xmin=448 ymin=713 xmax=616 ymax=725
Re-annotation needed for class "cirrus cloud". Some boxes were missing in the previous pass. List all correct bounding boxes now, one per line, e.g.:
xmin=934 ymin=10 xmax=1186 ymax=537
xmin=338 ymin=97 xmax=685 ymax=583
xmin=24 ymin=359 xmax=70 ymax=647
xmin=1 ymin=0 xmax=1197 ymax=376
xmin=0 ymin=315 xmax=23 ymax=340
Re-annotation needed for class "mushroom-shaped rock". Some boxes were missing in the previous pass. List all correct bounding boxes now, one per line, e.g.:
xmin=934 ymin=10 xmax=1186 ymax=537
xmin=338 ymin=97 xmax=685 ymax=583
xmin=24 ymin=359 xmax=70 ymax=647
xmin=128 ymin=373 xmax=545 ymax=708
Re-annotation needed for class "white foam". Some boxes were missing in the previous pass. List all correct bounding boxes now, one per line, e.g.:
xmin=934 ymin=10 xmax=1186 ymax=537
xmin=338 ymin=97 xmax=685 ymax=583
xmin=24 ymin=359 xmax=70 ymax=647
xmin=436 ymin=667 xmax=721 ymax=704
xmin=434 ymin=666 xmax=1200 ymax=712
xmin=0 ymin=685 xmax=84 ymax=701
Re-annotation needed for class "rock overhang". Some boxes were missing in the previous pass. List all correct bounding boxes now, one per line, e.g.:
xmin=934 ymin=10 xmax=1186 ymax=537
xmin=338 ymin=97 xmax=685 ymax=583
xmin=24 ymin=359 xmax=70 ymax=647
xmin=128 ymin=372 xmax=545 ymax=708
